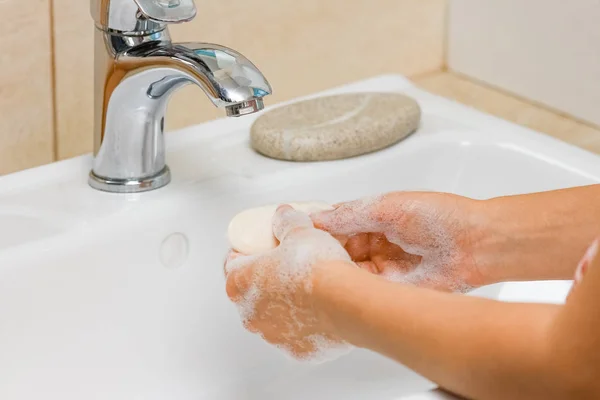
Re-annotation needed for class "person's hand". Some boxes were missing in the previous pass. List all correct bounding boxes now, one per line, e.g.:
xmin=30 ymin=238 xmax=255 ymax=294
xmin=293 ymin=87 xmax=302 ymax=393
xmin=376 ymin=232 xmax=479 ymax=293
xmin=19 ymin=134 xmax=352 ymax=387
xmin=224 ymin=205 xmax=355 ymax=361
xmin=311 ymin=192 xmax=487 ymax=292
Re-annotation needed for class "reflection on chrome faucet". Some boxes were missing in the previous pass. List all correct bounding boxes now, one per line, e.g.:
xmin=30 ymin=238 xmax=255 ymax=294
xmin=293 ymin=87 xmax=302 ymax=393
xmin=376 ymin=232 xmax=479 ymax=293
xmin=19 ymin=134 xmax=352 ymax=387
xmin=89 ymin=0 xmax=272 ymax=193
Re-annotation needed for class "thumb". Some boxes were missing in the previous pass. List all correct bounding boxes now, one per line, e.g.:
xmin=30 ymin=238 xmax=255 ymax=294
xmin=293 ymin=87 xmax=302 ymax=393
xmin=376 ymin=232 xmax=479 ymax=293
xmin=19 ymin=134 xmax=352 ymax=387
xmin=272 ymin=205 xmax=314 ymax=242
xmin=311 ymin=196 xmax=387 ymax=236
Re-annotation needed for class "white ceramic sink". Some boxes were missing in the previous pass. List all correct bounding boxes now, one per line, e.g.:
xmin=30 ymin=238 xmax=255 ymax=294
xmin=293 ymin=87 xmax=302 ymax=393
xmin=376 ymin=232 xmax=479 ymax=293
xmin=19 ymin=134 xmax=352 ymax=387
xmin=0 ymin=75 xmax=594 ymax=399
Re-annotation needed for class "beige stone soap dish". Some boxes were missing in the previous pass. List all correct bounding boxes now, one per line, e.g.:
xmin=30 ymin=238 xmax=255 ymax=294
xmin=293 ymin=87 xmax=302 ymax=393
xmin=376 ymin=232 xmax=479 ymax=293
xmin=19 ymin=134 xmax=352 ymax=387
xmin=250 ymin=92 xmax=421 ymax=161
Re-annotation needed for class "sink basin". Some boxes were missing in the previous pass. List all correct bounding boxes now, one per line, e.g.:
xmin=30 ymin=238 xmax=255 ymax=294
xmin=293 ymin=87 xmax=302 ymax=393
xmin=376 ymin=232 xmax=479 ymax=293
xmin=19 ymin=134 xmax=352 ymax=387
xmin=0 ymin=75 xmax=596 ymax=399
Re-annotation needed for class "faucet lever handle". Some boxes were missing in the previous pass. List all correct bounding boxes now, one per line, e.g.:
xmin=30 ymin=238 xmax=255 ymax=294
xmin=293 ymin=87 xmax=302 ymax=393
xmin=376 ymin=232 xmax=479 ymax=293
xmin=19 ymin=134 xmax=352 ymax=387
xmin=133 ymin=0 xmax=197 ymax=23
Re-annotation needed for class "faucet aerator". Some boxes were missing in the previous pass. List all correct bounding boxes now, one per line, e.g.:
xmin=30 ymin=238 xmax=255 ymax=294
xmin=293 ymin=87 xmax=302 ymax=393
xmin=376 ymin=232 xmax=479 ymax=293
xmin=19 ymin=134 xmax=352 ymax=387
xmin=226 ymin=99 xmax=265 ymax=117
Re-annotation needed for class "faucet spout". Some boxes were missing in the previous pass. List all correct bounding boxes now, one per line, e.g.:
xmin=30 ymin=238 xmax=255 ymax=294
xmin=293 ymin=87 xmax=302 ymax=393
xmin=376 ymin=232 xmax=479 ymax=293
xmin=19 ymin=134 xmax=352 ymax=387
xmin=90 ymin=28 xmax=271 ymax=193
xmin=128 ymin=42 xmax=271 ymax=110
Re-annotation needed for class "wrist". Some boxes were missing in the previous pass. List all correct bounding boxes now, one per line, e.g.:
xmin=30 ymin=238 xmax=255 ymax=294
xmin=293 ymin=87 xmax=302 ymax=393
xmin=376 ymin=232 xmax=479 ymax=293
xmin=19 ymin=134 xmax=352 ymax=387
xmin=311 ymin=260 xmax=373 ymax=347
xmin=447 ymin=197 xmax=501 ymax=288
xmin=468 ymin=195 xmax=542 ymax=286
xmin=460 ymin=195 xmax=543 ymax=287
xmin=465 ymin=197 xmax=515 ymax=286
xmin=470 ymin=191 xmax=589 ymax=285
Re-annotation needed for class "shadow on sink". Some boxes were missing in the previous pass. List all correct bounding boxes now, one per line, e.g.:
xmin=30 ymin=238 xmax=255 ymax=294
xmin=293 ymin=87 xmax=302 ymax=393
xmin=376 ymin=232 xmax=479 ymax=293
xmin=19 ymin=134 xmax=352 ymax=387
xmin=0 ymin=212 xmax=64 ymax=251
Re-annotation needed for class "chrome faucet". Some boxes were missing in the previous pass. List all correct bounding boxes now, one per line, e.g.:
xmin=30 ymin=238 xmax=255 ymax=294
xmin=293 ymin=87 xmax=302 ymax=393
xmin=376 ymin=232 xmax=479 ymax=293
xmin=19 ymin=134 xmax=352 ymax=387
xmin=89 ymin=0 xmax=272 ymax=193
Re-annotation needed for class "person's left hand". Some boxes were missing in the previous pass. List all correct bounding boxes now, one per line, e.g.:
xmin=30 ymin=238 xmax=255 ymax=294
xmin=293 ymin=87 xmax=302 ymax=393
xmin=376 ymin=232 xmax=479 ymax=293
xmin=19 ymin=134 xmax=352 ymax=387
xmin=311 ymin=192 xmax=486 ymax=293
xmin=224 ymin=205 xmax=356 ymax=361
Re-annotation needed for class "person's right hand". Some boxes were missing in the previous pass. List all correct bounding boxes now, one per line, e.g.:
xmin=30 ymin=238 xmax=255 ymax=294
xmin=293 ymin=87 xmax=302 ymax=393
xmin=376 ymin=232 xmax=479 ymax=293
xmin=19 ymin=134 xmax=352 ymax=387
xmin=311 ymin=191 xmax=488 ymax=292
xmin=225 ymin=205 xmax=355 ymax=361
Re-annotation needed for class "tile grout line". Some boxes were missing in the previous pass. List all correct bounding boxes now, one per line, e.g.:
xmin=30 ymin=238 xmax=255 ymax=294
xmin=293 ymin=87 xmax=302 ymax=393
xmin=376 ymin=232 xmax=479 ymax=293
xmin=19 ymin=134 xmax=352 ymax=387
xmin=441 ymin=0 xmax=449 ymax=71
xmin=413 ymin=71 xmax=600 ymax=153
xmin=48 ymin=0 xmax=60 ymax=161
xmin=448 ymin=70 xmax=600 ymax=131
xmin=438 ymin=0 xmax=596 ymax=131
xmin=408 ymin=69 xmax=446 ymax=82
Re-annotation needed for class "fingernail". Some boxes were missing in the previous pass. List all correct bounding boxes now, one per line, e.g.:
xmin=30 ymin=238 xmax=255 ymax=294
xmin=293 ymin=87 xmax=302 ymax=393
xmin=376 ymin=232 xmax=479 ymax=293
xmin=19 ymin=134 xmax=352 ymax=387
xmin=225 ymin=257 xmax=243 ymax=274
xmin=575 ymin=238 xmax=599 ymax=283
xmin=310 ymin=209 xmax=329 ymax=217
xmin=276 ymin=204 xmax=294 ymax=213
xmin=309 ymin=210 xmax=331 ymax=226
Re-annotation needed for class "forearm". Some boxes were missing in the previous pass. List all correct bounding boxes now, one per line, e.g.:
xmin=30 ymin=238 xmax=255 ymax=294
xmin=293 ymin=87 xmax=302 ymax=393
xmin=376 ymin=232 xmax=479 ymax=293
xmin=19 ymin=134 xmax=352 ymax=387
xmin=475 ymin=185 xmax=600 ymax=285
xmin=315 ymin=262 xmax=565 ymax=400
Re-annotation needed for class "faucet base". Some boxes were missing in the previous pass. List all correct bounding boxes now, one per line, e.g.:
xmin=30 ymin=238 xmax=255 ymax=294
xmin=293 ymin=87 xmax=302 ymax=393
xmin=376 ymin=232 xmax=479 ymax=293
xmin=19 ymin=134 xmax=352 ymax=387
xmin=88 ymin=167 xmax=171 ymax=194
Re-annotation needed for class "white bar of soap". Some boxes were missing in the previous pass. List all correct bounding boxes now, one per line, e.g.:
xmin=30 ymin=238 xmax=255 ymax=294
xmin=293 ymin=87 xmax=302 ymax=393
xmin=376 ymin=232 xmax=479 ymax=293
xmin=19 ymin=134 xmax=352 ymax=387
xmin=227 ymin=202 xmax=334 ymax=255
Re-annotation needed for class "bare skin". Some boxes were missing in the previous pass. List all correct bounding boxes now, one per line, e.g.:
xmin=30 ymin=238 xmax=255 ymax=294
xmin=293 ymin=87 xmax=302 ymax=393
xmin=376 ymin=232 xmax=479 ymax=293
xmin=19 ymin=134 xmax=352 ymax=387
xmin=224 ymin=185 xmax=600 ymax=399
xmin=312 ymin=186 xmax=600 ymax=291
xmin=310 ymin=255 xmax=600 ymax=400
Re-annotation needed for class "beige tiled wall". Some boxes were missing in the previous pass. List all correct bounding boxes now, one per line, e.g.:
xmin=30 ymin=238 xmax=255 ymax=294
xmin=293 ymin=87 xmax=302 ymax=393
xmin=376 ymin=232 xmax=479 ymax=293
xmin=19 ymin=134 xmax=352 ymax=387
xmin=0 ymin=0 xmax=54 ymax=175
xmin=2 ymin=1 xmax=598 ymax=177
xmin=448 ymin=0 xmax=600 ymax=127
xmin=414 ymin=72 xmax=600 ymax=153
xmin=53 ymin=0 xmax=447 ymax=160
xmin=0 ymin=0 xmax=446 ymax=173
xmin=53 ymin=0 xmax=92 ymax=161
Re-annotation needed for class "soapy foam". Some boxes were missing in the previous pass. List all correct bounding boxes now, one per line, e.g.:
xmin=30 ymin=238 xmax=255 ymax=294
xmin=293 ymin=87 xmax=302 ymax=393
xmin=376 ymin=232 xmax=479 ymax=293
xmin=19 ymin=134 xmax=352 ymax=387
xmin=228 ymin=193 xmax=471 ymax=363
xmin=226 ymin=209 xmax=355 ymax=362
xmin=304 ymin=334 xmax=354 ymax=364
xmin=237 ymin=280 xmax=260 ymax=323
xmin=272 ymin=206 xmax=314 ymax=241
xmin=313 ymin=194 xmax=471 ymax=292
xmin=276 ymin=334 xmax=353 ymax=364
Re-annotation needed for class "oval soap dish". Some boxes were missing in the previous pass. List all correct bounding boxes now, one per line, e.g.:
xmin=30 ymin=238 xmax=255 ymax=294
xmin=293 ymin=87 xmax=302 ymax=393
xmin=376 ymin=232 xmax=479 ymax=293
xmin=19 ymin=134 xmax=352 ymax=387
xmin=250 ymin=92 xmax=421 ymax=161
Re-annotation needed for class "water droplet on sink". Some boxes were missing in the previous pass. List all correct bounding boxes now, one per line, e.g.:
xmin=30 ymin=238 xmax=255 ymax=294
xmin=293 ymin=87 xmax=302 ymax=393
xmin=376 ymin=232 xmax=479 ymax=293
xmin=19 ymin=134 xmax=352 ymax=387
xmin=160 ymin=233 xmax=189 ymax=269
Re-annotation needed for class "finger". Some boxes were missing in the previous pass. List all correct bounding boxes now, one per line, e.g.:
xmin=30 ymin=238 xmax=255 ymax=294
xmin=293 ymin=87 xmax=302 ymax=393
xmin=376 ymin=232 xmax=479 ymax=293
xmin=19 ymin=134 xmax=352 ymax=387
xmin=332 ymin=234 xmax=349 ymax=248
xmin=574 ymin=238 xmax=599 ymax=284
xmin=225 ymin=267 xmax=254 ymax=302
xmin=223 ymin=250 xmax=244 ymax=277
xmin=224 ymin=252 xmax=260 ymax=302
xmin=344 ymin=234 xmax=371 ymax=262
xmin=224 ymin=251 xmax=254 ymax=275
xmin=311 ymin=195 xmax=389 ymax=236
xmin=357 ymin=261 xmax=379 ymax=274
xmin=272 ymin=204 xmax=314 ymax=242
xmin=243 ymin=319 xmax=259 ymax=334
xmin=570 ymin=238 xmax=600 ymax=298
xmin=370 ymin=234 xmax=421 ymax=274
